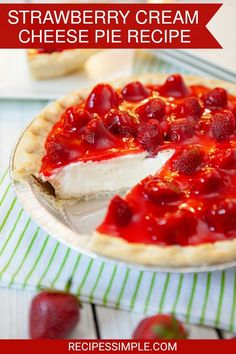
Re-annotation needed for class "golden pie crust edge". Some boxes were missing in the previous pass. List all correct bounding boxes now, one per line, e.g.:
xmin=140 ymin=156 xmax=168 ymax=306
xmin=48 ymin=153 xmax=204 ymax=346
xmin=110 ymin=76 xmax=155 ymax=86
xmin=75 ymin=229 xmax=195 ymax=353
xmin=27 ymin=49 xmax=98 ymax=80
xmin=12 ymin=73 xmax=236 ymax=267
xmin=90 ymin=232 xmax=236 ymax=267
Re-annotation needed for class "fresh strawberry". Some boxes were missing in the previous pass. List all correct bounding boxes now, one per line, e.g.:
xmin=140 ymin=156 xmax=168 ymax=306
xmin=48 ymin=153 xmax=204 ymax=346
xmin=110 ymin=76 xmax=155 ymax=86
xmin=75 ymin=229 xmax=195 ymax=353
xmin=210 ymin=110 xmax=235 ymax=141
xmin=143 ymin=177 xmax=180 ymax=204
xmin=167 ymin=118 xmax=196 ymax=142
xmin=158 ymin=74 xmax=191 ymax=98
xmin=202 ymin=87 xmax=228 ymax=108
xmin=132 ymin=314 xmax=188 ymax=339
xmin=121 ymin=81 xmax=150 ymax=102
xmin=137 ymin=119 xmax=164 ymax=155
xmin=83 ymin=118 xmax=119 ymax=149
xmin=182 ymin=97 xmax=202 ymax=118
xmin=135 ymin=98 xmax=166 ymax=123
xmin=63 ymin=106 xmax=93 ymax=134
xmin=29 ymin=290 xmax=80 ymax=339
xmin=104 ymin=109 xmax=138 ymax=136
xmin=172 ymin=148 xmax=203 ymax=175
xmin=206 ymin=199 xmax=236 ymax=234
xmin=106 ymin=195 xmax=132 ymax=227
xmin=85 ymin=83 xmax=119 ymax=116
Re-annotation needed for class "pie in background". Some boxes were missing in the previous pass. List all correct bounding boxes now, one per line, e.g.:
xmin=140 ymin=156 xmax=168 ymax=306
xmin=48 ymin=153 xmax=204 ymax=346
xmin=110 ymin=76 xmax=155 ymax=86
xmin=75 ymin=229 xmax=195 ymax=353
xmin=27 ymin=49 xmax=98 ymax=80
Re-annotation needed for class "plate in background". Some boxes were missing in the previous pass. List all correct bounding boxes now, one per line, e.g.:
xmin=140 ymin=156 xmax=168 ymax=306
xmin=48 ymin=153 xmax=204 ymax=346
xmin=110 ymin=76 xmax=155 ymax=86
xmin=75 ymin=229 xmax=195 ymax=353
xmin=0 ymin=49 xmax=134 ymax=100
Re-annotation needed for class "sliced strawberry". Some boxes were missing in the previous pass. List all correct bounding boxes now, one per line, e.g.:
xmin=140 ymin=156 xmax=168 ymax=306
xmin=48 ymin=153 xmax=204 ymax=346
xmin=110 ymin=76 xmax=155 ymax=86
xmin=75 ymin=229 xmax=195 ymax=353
xmin=133 ymin=314 xmax=188 ymax=340
xmin=159 ymin=210 xmax=198 ymax=246
xmin=211 ymin=148 xmax=236 ymax=170
xmin=182 ymin=96 xmax=202 ymax=118
xmin=135 ymin=98 xmax=166 ymax=123
xmin=106 ymin=195 xmax=132 ymax=227
xmin=172 ymin=148 xmax=203 ymax=175
xmin=83 ymin=118 xmax=120 ymax=149
xmin=121 ymin=81 xmax=150 ymax=102
xmin=137 ymin=119 xmax=164 ymax=155
xmin=85 ymin=83 xmax=119 ymax=116
xmin=167 ymin=118 xmax=196 ymax=142
xmin=103 ymin=109 xmax=138 ymax=137
xmin=143 ymin=177 xmax=180 ymax=204
xmin=192 ymin=169 xmax=224 ymax=195
xmin=30 ymin=291 xmax=80 ymax=339
xmin=206 ymin=199 xmax=236 ymax=234
xmin=202 ymin=87 xmax=228 ymax=108
xmin=63 ymin=106 xmax=93 ymax=134
xmin=210 ymin=110 xmax=235 ymax=141
xmin=158 ymin=74 xmax=191 ymax=98
xmin=45 ymin=135 xmax=82 ymax=167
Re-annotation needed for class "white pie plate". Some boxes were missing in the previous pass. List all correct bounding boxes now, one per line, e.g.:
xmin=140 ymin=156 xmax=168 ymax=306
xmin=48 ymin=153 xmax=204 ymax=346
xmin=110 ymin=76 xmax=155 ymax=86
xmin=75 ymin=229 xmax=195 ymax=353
xmin=10 ymin=125 xmax=236 ymax=274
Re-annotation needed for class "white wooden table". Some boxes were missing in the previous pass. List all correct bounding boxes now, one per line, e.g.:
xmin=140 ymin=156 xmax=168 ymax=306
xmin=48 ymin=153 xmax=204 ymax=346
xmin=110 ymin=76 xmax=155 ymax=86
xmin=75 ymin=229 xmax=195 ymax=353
xmin=0 ymin=287 xmax=231 ymax=339
xmin=0 ymin=99 xmax=232 ymax=340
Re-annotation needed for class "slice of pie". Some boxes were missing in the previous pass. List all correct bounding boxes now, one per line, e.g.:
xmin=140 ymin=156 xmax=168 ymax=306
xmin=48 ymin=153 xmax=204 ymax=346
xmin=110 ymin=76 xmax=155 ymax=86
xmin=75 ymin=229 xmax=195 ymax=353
xmin=13 ymin=73 xmax=236 ymax=266
xmin=27 ymin=49 xmax=98 ymax=80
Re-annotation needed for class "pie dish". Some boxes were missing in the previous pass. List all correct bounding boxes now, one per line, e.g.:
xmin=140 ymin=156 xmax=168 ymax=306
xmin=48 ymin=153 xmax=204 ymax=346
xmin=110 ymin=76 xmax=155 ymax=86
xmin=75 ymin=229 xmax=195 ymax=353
xmin=27 ymin=49 xmax=98 ymax=80
xmin=13 ymin=73 xmax=236 ymax=267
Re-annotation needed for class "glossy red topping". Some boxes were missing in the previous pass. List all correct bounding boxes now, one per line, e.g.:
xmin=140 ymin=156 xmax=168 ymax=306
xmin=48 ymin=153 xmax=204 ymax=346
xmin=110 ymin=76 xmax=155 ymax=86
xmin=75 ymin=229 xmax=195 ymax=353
xmin=143 ymin=178 xmax=180 ymax=204
xmin=167 ymin=118 xmax=196 ymax=142
xmin=135 ymin=98 xmax=166 ymax=122
xmin=206 ymin=199 xmax=236 ymax=234
xmin=40 ymin=74 xmax=236 ymax=246
xmin=85 ymin=83 xmax=119 ymax=116
xmin=121 ymin=81 xmax=150 ymax=102
xmin=63 ymin=106 xmax=93 ymax=135
xmin=182 ymin=97 xmax=202 ymax=118
xmin=106 ymin=196 xmax=133 ymax=227
xmin=98 ymin=146 xmax=236 ymax=246
xmin=172 ymin=147 xmax=203 ymax=175
xmin=83 ymin=118 xmax=120 ymax=149
xmin=202 ymin=87 xmax=228 ymax=108
xmin=104 ymin=109 xmax=138 ymax=137
xmin=137 ymin=120 xmax=164 ymax=155
xmin=36 ymin=49 xmax=64 ymax=54
xmin=210 ymin=110 xmax=235 ymax=141
xmin=158 ymin=74 xmax=191 ymax=98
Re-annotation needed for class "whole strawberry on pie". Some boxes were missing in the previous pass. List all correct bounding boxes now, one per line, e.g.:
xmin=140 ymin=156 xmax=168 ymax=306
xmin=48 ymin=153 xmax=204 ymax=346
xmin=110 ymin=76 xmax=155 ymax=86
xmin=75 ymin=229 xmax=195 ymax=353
xmin=13 ymin=73 xmax=236 ymax=267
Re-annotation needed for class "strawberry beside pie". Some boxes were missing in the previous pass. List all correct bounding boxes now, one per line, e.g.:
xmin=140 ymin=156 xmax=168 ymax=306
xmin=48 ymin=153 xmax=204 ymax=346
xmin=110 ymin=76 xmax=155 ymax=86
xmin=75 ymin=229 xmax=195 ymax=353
xmin=13 ymin=73 xmax=236 ymax=266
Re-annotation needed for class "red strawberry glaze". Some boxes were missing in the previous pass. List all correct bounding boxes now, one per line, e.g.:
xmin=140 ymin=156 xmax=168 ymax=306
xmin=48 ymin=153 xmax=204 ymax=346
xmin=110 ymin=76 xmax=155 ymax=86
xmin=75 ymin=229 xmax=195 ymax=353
xmin=97 ymin=142 xmax=236 ymax=246
xmin=36 ymin=49 xmax=64 ymax=54
xmin=40 ymin=72 xmax=236 ymax=207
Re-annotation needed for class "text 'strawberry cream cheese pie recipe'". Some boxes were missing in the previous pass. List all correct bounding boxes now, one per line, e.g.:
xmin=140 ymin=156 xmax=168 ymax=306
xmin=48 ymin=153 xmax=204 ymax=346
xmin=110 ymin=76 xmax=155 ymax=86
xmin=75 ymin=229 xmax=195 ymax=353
xmin=13 ymin=73 xmax=236 ymax=267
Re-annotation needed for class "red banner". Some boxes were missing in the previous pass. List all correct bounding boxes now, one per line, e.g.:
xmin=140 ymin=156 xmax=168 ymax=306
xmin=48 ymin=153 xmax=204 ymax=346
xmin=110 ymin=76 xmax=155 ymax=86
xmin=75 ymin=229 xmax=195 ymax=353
xmin=0 ymin=3 xmax=222 ymax=49
xmin=0 ymin=339 xmax=235 ymax=353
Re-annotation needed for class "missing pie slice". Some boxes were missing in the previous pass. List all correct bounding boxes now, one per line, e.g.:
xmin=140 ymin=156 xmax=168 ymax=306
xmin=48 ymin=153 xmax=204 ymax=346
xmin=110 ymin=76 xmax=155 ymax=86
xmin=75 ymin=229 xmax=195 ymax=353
xmin=13 ymin=73 xmax=236 ymax=266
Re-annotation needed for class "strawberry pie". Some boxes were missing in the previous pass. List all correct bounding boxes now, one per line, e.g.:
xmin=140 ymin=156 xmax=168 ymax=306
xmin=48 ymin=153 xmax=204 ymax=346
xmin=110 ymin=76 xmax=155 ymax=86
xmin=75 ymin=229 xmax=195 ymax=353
xmin=14 ymin=73 xmax=236 ymax=266
xmin=27 ymin=49 xmax=98 ymax=80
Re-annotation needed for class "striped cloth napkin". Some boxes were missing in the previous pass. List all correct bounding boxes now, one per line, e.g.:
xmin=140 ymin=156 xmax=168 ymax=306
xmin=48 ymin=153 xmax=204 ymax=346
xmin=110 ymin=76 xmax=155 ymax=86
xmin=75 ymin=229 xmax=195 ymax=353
xmin=0 ymin=52 xmax=235 ymax=333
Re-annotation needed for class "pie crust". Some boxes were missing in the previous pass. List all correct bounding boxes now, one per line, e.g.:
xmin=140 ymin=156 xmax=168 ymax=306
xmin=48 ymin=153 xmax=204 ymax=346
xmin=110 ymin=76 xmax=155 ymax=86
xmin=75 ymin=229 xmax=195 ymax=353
xmin=27 ymin=49 xmax=98 ymax=80
xmin=13 ymin=73 xmax=236 ymax=267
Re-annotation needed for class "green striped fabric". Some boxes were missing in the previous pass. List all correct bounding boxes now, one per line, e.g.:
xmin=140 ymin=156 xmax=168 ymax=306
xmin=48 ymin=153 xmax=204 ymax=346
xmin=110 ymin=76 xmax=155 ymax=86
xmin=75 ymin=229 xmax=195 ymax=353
xmin=0 ymin=52 xmax=236 ymax=332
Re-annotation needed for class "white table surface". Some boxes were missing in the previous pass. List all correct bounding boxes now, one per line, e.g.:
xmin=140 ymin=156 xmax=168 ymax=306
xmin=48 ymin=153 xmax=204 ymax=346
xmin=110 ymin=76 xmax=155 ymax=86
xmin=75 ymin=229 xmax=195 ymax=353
xmin=0 ymin=97 xmax=233 ymax=340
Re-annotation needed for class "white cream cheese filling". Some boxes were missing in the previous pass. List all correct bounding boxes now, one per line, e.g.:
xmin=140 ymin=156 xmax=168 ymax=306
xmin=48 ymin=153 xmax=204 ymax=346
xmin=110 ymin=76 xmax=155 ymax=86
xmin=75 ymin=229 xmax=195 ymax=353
xmin=42 ymin=149 xmax=174 ymax=199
